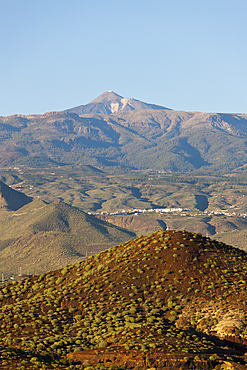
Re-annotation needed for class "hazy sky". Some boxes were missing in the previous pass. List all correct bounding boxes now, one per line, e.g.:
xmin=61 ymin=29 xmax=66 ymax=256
xmin=1 ymin=0 xmax=246 ymax=116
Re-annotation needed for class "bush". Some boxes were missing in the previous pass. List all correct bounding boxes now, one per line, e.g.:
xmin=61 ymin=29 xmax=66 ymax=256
xmin=99 ymin=340 xmax=108 ymax=348
xmin=55 ymin=277 xmax=64 ymax=284
xmin=209 ymin=355 xmax=216 ymax=361
xmin=61 ymin=267 xmax=69 ymax=275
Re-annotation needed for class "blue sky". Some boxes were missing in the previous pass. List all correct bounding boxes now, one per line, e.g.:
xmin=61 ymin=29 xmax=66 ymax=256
xmin=1 ymin=0 xmax=247 ymax=115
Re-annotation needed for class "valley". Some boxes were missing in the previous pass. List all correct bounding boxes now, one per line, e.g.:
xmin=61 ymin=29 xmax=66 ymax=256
xmin=1 ymin=165 xmax=247 ymax=253
xmin=0 ymin=92 xmax=247 ymax=369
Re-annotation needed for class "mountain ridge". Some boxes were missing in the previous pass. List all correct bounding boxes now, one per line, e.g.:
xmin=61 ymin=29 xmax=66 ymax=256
xmin=0 ymin=92 xmax=247 ymax=173
xmin=65 ymin=90 xmax=172 ymax=115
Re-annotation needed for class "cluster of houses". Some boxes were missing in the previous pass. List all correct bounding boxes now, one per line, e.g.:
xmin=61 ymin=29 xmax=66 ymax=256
xmin=89 ymin=207 xmax=247 ymax=219
xmin=88 ymin=207 xmax=191 ymax=216
xmin=205 ymin=210 xmax=247 ymax=218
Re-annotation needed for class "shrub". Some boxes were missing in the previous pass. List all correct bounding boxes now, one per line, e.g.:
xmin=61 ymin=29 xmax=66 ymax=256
xmin=55 ymin=277 xmax=64 ymax=284
xmin=209 ymin=355 xmax=216 ymax=361
xmin=99 ymin=340 xmax=108 ymax=348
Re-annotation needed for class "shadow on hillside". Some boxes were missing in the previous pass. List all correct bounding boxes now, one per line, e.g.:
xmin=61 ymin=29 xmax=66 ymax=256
xmin=195 ymin=194 xmax=209 ymax=211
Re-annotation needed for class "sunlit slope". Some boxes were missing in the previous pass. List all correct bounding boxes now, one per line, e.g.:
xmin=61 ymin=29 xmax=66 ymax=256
xmin=0 ymin=230 xmax=247 ymax=368
xmin=0 ymin=199 xmax=135 ymax=277
xmin=1 ymin=106 xmax=247 ymax=173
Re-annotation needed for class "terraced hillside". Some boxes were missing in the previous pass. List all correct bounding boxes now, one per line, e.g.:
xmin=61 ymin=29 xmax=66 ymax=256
xmin=0 ymin=230 xmax=247 ymax=369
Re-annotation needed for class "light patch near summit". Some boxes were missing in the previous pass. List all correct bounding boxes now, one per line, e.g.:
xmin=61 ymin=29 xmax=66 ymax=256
xmin=121 ymin=98 xmax=130 ymax=110
xmin=110 ymin=102 xmax=119 ymax=113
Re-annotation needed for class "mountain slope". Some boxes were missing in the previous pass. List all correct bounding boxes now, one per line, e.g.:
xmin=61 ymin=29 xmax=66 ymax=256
xmin=0 ymin=94 xmax=247 ymax=172
xmin=0 ymin=229 xmax=247 ymax=369
xmin=98 ymin=214 xmax=167 ymax=235
xmin=0 ymin=180 xmax=32 ymax=211
xmin=0 ymin=197 xmax=135 ymax=277
xmin=66 ymin=90 xmax=171 ymax=114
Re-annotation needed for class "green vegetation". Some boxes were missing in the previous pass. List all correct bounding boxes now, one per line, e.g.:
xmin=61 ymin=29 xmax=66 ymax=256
xmin=0 ymin=229 xmax=246 ymax=368
xmin=1 ymin=93 xmax=247 ymax=369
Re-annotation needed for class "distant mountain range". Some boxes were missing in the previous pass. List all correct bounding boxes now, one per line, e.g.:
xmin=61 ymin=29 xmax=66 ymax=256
xmin=0 ymin=91 xmax=247 ymax=173
xmin=66 ymin=90 xmax=171 ymax=114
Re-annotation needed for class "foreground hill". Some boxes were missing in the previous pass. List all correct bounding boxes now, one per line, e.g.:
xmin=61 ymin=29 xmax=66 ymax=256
xmin=0 ymin=92 xmax=247 ymax=172
xmin=0 ymin=230 xmax=247 ymax=369
xmin=0 ymin=197 xmax=135 ymax=278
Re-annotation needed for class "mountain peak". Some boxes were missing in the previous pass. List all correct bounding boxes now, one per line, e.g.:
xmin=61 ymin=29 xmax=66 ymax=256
xmin=89 ymin=91 xmax=124 ymax=106
xmin=65 ymin=92 xmax=171 ymax=115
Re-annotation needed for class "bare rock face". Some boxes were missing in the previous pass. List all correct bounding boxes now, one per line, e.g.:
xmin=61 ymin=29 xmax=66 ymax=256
xmin=214 ymin=310 xmax=244 ymax=337
xmin=214 ymin=362 xmax=247 ymax=370
xmin=176 ymin=305 xmax=246 ymax=342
